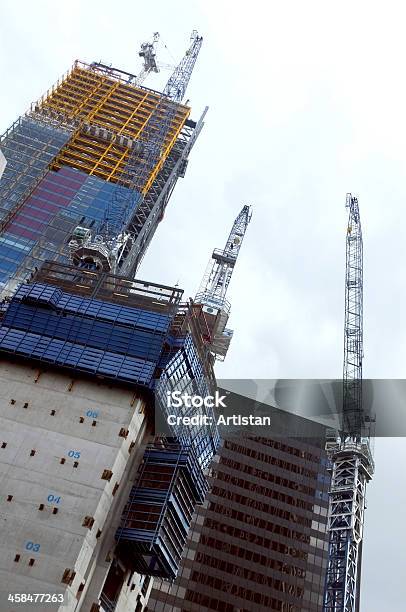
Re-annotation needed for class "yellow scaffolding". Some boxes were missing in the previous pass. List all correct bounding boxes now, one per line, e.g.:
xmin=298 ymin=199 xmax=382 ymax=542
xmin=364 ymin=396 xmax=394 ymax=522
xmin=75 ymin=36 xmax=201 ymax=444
xmin=32 ymin=61 xmax=190 ymax=192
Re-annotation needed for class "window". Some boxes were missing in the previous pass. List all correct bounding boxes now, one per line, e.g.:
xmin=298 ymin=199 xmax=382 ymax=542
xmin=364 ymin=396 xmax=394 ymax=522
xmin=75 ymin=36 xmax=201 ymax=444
xmin=28 ymin=559 xmax=35 ymax=567
xmin=141 ymin=576 xmax=150 ymax=597
xmin=1 ymin=442 xmax=6 ymax=448
xmin=82 ymin=516 xmax=95 ymax=529
xmin=76 ymin=583 xmax=85 ymax=600
xmin=101 ymin=469 xmax=113 ymax=481
xmin=61 ymin=569 xmax=76 ymax=585
xmin=135 ymin=600 xmax=143 ymax=612
xmin=14 ymin=554 xmax=20 ymax=562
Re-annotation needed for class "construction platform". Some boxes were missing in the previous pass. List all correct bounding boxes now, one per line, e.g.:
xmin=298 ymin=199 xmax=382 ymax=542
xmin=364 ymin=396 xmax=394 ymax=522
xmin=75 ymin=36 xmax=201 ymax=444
xmin=31 ymin=61 xmax=190 ymax=191
xmin=115 ymin=442 xmax=208 ymax=579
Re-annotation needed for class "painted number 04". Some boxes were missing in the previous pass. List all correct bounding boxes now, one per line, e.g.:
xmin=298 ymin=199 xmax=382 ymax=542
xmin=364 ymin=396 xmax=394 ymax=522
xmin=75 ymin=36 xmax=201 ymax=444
xmin=47 ymin=494 xmax=61 ymax=504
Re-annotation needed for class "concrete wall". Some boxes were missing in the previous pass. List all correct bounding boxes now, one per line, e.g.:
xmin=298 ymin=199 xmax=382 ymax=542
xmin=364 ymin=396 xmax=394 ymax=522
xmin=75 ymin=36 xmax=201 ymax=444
xmin=0 ymin=359 xmax=151 ymax=611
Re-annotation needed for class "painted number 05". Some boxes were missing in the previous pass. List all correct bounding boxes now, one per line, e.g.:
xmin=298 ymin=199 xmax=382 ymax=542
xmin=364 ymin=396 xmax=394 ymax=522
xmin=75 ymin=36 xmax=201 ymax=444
xmin=68 ymin=450 xmax=81 ymax=459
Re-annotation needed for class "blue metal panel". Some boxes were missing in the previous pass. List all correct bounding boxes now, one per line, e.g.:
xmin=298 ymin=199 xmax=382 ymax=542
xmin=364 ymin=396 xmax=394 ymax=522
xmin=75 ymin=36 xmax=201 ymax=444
xmin=3 ymin=303 xmax=165 ymax=362
xmin=14 ymin=283 xmax=171 ymax=332
xmin=0 ymin=327 xmax=155 ymax=384
xmin=0 ymin=282 xmax=172 ymax=386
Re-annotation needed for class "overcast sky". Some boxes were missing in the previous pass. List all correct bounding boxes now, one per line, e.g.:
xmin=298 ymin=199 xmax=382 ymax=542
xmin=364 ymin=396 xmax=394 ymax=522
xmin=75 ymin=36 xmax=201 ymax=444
xmin=1 ymin=1 xmax=405 ymax=609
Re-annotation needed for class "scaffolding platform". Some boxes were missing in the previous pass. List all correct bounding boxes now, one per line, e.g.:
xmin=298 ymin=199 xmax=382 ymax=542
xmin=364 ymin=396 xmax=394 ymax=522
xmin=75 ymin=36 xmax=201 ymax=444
xmin=115 ymin=442 xmax=208 ymax=579
xmin=31 ymin=61 xmax=190 ymax=191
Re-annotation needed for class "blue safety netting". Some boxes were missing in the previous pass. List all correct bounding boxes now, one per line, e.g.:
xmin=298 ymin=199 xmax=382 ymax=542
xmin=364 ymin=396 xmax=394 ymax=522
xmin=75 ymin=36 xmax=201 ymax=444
xmin=0 ymin=282 xmax=171 ymax=386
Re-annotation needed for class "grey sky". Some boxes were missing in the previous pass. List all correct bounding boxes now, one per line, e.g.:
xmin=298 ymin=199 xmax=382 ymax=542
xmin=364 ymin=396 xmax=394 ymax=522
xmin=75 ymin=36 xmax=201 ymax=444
xmin=1 ymin=0 xmax=405 ymax=608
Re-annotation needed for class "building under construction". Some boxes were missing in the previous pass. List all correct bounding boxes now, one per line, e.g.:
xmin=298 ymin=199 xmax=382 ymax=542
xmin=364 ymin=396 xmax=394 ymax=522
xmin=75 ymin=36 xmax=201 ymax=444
xmin=0 ymin=50 xmax=204 ymax=298
xmin=0 ymin=30 xmax=372 ymax=612
xmin=0 ymin=33 xmax=223 ymax=612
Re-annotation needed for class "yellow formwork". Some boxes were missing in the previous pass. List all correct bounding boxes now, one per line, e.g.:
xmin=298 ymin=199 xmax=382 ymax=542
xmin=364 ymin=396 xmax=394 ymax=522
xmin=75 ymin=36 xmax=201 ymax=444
xmin=33 ymin=61 xmax=190 ymax=192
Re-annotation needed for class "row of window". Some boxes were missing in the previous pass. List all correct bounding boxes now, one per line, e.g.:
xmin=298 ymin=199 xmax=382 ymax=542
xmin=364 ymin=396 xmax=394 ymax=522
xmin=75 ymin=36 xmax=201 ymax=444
xmin=217 ymin=457 xmax=316 ymax=497
xmin=197 ymin=536 xmax=306 ymax=578
xmin=186 ymin=575 xmax=297 ymax=610
xmin=204 ymin=515 xmax=310 ymax=561
xmin=227 ymin=437 xmax=321 ymax=463
xmin=223 ymin=441 xmax=318 ymax=478
xmin=211 ymin=486 xmax=313 ymax=527
xmin=215 ymin=470 xmax=316 ymax=512
xmin=191 ymin=563 xmax=304 ymax=597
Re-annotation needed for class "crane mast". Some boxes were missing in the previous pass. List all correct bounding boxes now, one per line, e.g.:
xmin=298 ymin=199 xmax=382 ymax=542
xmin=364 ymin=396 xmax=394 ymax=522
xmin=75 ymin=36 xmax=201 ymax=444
xmin=323 ymin=194 xmax=374 ymax=612
xmin=69 ymin=31 xmax=203 ymax=273
xmin=195 ymin=205 xmax=252 ymax=360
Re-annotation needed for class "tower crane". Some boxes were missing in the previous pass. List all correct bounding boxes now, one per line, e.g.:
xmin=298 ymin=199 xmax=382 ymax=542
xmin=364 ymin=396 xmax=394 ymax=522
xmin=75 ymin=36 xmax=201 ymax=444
xmin=323 ymin=194 xmax=374 ymax=612
xmin=69 ymin=31 xmax=203 ymax=273
xmin=135 ymin=32 xmax=160 ymax=84
xmin=129 ymin=32 xmax=176 ymax=86
xmin=195 ymin=205 xmax=252 ymax=360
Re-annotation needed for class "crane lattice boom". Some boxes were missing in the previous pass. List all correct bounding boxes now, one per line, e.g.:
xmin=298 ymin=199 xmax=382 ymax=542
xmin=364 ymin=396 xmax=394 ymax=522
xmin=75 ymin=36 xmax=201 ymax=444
xmin=323 ymin=194 xmax=374 ymax=612
xmin=195 ymin=205 xmax=252 ymax=360
xmin=196 ymin=205 xmax=252 ymax=309
xmin=343 ymin=194 xmax=364 ymax=437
